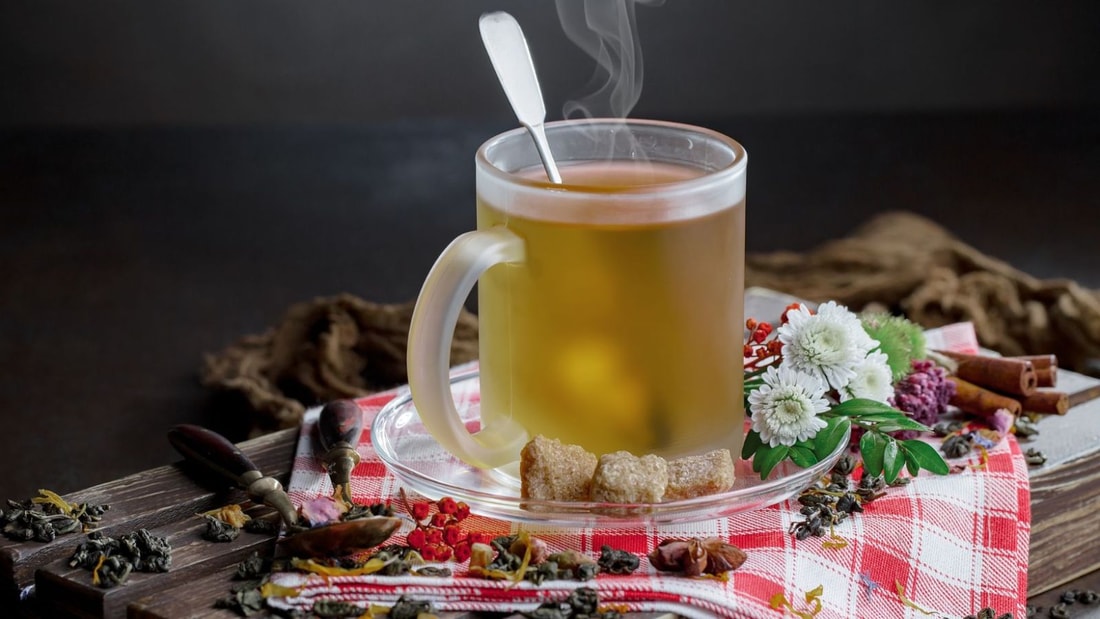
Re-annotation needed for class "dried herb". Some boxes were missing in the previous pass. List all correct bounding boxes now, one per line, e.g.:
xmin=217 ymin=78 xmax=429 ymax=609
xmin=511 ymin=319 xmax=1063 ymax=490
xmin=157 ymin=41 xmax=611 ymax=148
xmin=203 ymin=504 xmax=252 ymax=528
xmin=202 ymin=515 xmax=241 ymax=542
xmin=522 ymin=587 xmax=618 ymax=619
xmin=235 ymin=552 xmax=270 ymax=580
xmin=596 ymin=545 xmax=639 ymax=575
xmin=311 ymin=600 xmax=365 ymax=618
xmin=540 ymin=551 xmax=599 ymax=582
xmin=941 ymin=433 xmax=974 ymax=458
xmin=790 ymin=458 xmax=884 ymax=543
xmin=894 ymin=580 xmax=937 ymax=616
xmin=414 ymin=565 xmax=451 ymax=577
xmin=214 ymin=579 xmax=266 ymax=616
xmin=770 ymin=585 xmax=824 ymax=618
xmin=2 ymin=491 xmax=109 ymax=543
xmin=962 ymin=608 xmax=1013 ymax=619
xmin=343 ymin=500 xmax=395 ymax=520
xmin=1014 ymin=415 xmax=1039 ymax=438
xmin=1025 ymin=449 xmax=1047 ymax=466
xmin=487 ymin=534 xmax=525 ymax=573
xmin=932 ymin=420 xmax=967 ymax=437
xmin=243 ymin=517 xmax=279 ymax=535
xmin=1037 ymin=588 xmax=1100 ymax=619
xmin=67 ymin=529 xmax=171 ymax=588
xmin=387 ymin=596 xmax=433 ymax=619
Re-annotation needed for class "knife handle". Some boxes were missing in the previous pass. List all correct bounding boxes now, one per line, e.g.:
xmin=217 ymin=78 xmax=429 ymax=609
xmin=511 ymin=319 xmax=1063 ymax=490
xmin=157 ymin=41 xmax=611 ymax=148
xmin=318 ymin=400 xmax=363 ymax=449
xmin=169 ymin=424 xmax=298 ymax=526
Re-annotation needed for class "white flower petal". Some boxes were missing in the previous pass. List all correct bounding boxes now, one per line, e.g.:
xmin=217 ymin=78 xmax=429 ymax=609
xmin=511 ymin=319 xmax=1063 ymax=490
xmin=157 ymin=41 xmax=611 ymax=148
xmin=776 ymin=301 xmax=880 ymax=392
xmin=839 ymin=351 xmax=895 ymax=403
xmin=749 ymin=365 xmax=831 ymax=447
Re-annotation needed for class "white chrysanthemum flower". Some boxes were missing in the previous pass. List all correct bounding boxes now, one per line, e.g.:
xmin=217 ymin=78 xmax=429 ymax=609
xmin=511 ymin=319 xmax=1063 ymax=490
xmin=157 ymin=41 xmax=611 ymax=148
xmin=777 ymin=302 xmax=878 ymax=390
xmin=748 ymin=365 xmax=831 ymax=447
xmin=838 ymin=350 xmax=895 ymax=403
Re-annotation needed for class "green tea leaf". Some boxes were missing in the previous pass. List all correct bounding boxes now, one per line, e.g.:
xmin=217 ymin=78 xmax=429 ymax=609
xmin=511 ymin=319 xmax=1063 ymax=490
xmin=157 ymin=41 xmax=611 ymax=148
xmin=813 ymin=417 xmax=851 ymax=459
xmin=753 ymin=444 xmax=790 ymax=479
xmin=882 ymin=439 xmax=904 ymax=483
xmin=829 ymin=398 xmax=898 ymax=417
xmin=860 ymin=431 xmax=887 ymax=477
xmin=900 ymin=439 xmax=950 ymax=475
xmin=789 ymin=444 xmax=819 ymax=468
xmin=741 ymin=430 xmax=764 ymax=460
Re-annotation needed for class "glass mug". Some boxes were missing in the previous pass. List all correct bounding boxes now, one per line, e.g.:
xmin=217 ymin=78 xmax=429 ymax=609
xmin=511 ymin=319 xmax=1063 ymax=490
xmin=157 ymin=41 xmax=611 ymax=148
xmin=408 ymin=119 xmax=747 ymax=470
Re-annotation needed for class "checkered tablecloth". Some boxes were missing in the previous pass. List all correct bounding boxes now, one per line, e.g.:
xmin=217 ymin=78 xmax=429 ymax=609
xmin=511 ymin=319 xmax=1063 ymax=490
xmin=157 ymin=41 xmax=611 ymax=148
xmin=267 ymin=364 xmax=1029 ymax=618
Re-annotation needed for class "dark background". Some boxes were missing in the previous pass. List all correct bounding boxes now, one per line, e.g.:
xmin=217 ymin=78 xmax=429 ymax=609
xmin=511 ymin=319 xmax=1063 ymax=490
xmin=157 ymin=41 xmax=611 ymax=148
xmin=2 ymin=0 xmax=1099 ymax=502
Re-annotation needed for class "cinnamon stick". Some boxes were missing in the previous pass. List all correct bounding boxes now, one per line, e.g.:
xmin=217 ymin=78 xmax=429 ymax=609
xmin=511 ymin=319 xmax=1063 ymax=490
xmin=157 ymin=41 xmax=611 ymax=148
xmin=936 ymin=350 xmax=1038 ymax=397
xmin=1017 ymin=391 xmax=1070 ymax=415
xmin=1011 ymin=354 xmax=1058 ymax=388
xmin=947 ymin=376 xmax=1022 ymax=417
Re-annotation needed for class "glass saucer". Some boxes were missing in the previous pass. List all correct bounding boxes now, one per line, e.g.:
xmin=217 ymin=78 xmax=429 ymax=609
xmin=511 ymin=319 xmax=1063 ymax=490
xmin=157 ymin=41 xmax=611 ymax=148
xmin=372 ymin=370 xmax=849 ymax=527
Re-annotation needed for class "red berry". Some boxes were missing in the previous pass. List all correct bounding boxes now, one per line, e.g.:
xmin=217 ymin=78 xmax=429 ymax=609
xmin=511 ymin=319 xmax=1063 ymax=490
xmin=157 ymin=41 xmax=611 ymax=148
xmin=442 ymin=524 xmax=465 ymax=547
xmin=406 ymin=527 xmax=426 ymax=550
xmin=432 ymin=544 xmax=453 ymax=562
xmin=452 ymin=540 xmax=471 ymax=563
xmin=430 ymin=512 xmax=449 ymax=528
xmin=437 ymin=496 xmax=458 ymax=515
xmin=467 ymin=532 xmax=494 ymax=546
xmin=411 ymin=501 xmax=431 ymax=522
xmin=419 ymin=544 xmax=437 ymax=561
xmin=425 ymin=528 xmax=443 ymax=545
xmin=746 ymin=318 xmax=758 ymax=330
xmin=453 ymin=501 xmax=470 ymax=521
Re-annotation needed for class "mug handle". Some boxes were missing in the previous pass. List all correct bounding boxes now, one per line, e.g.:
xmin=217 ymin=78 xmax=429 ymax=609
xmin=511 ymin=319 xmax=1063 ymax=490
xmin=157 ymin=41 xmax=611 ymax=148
xmin=407 ymin=226 xmax=528 ymax=469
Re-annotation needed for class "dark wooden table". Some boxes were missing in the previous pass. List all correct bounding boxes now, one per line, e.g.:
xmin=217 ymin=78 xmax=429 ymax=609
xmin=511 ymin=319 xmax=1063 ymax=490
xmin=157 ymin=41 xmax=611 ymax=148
xmin=3 ymin=110 xmax=1100 ymax=616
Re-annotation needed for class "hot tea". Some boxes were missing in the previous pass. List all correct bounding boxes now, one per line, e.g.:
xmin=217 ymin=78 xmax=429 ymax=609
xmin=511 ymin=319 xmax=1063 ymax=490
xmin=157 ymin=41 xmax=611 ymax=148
xmin=476 ymin=159 xmax=745 ymax=458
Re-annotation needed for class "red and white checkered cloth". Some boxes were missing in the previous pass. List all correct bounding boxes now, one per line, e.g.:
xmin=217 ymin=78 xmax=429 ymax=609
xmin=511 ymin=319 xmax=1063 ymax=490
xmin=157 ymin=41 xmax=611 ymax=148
xmin=268 ymin=369 xmax=1029 ymax=617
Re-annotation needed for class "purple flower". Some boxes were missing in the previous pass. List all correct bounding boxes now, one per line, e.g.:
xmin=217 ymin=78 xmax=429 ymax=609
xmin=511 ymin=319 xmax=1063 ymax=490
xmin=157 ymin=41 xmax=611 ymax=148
xmin=890 ymin=359 xmax=957 ymax=439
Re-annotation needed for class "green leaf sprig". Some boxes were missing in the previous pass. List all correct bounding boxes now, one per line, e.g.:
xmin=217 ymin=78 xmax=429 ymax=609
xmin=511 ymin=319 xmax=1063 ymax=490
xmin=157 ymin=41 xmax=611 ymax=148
xmin=742 ymin=398 xmax=949 ymax=481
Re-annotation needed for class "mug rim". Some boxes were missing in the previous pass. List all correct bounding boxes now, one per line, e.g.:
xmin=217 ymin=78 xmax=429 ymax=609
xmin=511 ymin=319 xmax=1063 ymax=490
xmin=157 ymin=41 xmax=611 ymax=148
xmin=475 ymin=118 xmax=747 ymax=197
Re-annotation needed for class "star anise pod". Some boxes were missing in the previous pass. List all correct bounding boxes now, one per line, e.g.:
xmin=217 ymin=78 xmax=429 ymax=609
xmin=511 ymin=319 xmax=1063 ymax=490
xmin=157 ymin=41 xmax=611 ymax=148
xmin=648 ymin=537 xmax=746 ymax=576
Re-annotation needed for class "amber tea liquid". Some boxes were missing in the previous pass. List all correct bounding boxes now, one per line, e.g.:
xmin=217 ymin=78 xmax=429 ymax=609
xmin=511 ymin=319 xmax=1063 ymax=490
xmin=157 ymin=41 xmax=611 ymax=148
xmin=476 ymin=160 xmax=745 ymax=459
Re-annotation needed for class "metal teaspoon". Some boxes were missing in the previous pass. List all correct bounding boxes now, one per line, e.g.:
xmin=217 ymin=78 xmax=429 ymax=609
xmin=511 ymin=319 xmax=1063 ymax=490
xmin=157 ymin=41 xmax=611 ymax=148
xmin=479 ymin=11 xmax=563 ymax=184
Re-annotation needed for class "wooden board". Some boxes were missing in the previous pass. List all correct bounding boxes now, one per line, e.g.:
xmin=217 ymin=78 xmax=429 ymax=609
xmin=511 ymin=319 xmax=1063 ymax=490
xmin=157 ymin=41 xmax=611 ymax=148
xmin=35 ymin=506 xmax=278 ymax=619
xmin=127 ymin=560 xmax=265 ymax=619
xmin=0 ymin=428 xmax=296 ymax=606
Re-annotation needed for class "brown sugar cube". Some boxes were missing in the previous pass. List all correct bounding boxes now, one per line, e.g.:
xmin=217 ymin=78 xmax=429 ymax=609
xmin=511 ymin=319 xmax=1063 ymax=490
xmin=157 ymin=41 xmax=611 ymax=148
xmin=590 ymin=451 xmax=668 ymax=503
xmin=664 ymin=449 xmax=736 ymax=500
xmin=520 ymin=435 xmax=597 ymax=501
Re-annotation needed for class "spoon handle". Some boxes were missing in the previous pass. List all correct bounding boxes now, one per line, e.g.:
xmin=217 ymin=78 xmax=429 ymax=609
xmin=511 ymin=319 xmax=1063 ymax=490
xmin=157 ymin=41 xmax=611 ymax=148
xmin=479 ymin=11 xmax=562 ymax=183
xmin=317 ymin=400 xmax=364 ymax=452
xmin=169 ymin=424 xmax=299 ymax=526
xmin=317 ymin=400 xmax=363 ymax=503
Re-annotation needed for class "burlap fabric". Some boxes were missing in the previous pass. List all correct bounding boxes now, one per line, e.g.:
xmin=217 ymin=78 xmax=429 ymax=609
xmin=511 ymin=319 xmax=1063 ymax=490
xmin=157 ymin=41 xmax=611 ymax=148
xmin=201 ymin=211 xmax=1100 ymax=436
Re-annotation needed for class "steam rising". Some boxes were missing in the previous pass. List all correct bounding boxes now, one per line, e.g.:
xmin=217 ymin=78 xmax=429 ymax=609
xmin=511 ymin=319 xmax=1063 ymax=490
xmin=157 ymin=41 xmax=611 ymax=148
xmin=556 ymin=0 xmax=663 ymax=119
